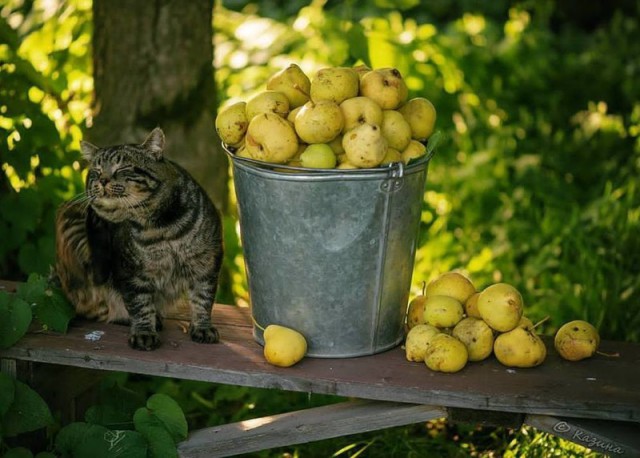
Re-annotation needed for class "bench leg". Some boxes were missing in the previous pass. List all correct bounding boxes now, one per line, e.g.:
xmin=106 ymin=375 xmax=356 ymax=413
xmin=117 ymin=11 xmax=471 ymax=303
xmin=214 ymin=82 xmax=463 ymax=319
xmin=178 ymin=400 xmax=446 ymax=458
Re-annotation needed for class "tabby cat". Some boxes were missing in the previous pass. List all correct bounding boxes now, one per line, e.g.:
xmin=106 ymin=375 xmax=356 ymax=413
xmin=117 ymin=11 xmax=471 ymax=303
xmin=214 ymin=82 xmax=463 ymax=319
xmin=54 ymin=128 xmax=223 ymax=350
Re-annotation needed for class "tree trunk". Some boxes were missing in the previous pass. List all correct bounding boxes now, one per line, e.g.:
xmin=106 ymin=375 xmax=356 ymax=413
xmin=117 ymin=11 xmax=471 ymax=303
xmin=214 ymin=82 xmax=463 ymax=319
xmin=90 ymin=0 xmax=227 ymax=212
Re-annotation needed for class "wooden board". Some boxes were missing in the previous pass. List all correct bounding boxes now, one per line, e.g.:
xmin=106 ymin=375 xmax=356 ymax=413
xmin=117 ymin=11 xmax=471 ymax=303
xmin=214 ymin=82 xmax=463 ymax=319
xmin=1 ymin=281 xmax=639 ymax=423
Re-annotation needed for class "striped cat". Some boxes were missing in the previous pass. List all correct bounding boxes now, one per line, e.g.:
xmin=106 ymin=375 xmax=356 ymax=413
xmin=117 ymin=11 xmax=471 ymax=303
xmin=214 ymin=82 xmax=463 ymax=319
xmin=54 ymin=128 xmax=223 ymax=350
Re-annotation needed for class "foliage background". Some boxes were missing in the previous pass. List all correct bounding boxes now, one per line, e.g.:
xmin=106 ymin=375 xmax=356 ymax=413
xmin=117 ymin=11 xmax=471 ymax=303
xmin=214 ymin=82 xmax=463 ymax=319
xmin=1 ymin=0 xmax=639 ymax=456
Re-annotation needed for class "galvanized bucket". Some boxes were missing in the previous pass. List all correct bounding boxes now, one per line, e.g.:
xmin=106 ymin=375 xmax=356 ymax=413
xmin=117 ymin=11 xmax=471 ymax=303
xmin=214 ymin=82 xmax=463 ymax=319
xmin=226 ymin=148 xmax=433 ymax=358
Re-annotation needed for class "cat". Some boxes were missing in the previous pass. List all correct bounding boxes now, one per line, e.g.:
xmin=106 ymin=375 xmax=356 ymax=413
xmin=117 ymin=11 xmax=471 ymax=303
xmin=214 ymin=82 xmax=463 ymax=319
xmin=53 ymin=127 xmax=224 ymax=350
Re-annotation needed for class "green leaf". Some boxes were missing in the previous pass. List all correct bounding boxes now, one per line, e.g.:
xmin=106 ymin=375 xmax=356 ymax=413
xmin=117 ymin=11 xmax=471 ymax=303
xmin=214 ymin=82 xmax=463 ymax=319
xmin=133 ymin=408 xmax=178 ymax=458
xmin=32 ymin=289 xmax=75 ymax=334
xmin=2 ymin=447 xmax=33 ymax=458
xmin=34 ymin=453 xmax=58 ymax=458
xmin=55 ymin=422 xmax=147 ymax=458
xmin=85 ymin=384 xmax=145 ymax=429
xmin=1 ymin=380 xmax=53 ymax=437
xmin=16 ymin=273 xmax=47 ymax=306
xmin=0 ymin=292 xmax=33 ymax=349
xmin=0 ymin=372 xmax=16 ymax=418
xmin=145 ymin=394 xmax=188 ymax=443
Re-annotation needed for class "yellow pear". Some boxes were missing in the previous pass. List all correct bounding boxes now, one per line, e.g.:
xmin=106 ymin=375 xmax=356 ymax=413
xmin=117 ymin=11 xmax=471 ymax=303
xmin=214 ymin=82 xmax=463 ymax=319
xmin=245 ymin=90 xmax=290 ymax=120
xmin=380 ymin=147 xmax=402 ymax=166
xmin=424 ymin=334 xmax=468 ymax=373
xmin=336 ymin=161 xmax=358 ymax=169
xmin=294 ymin=100 xmax=344 ymax=144
xmin=518 ymin=316 xmax=534 ymax=329
xmin=380 ymin=110 xmax=412 ymax=151
xmin=263 ymin=324 xmax=307 ymax=367
xmin=342 ymin=123 xmax=388 ymax=168
xmin=310 ymin=67 xmax=359 ymax=104
xmin=245 ymin=113 xmax=299 ymax=163
xmin=328 ymin=135 xmax=345 ymax=155
xmin=494 ymin=327 xmax=546 ymax=368
xmin=359 ymin=68 xmax=408 ymax=109
xmin=477 ymin=283 xmax=523 ymax=332
xmin=464 ymin=292 xmax=482 ymax=319
xmin=352 ymin=64 xmax=372 ymax=81
xmin=423 ymin=295 xmax=464 ymax=329
xmin=398 ymin=97 xmax=437 ymax=141
xmin=406 ymin=295 xmax=427 ymax=329
xmin=401 ymin=140 xmax=427 ymax=164
xmin=404 ymin=324 xmax=440 ymax=362
xmin=266 ymin=63 xmax=311 ymax=108
xmin=554 ymin=320 xmax=600 ymax=361
xmin=287 ymin=105 xmax=303 ymax=124
xmin=452 ymin=317 xmax=494 ymax=361
xmin=215 ymin=101 xmax=248 ymax=147
xmin=425 ymin=272 xmax=477 ymax=305
xmin=340 ymin=96 xmax=383 ymax=133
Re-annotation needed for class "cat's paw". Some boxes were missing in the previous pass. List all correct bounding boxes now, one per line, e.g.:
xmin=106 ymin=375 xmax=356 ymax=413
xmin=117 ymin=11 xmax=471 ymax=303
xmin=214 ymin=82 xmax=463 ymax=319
xmin=190 ymin=325 xmax=220 ymax=344
xmin=129 ymin=331 xmax=161 ymax=351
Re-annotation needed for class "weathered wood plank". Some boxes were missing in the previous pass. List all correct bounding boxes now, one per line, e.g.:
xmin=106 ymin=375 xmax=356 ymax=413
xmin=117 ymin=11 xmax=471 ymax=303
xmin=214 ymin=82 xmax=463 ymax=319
xmin=525 ymin=414 xmax=640 ymax=456
xmin=177 ymin=400 xmax=446 ymax=458
xmin=1 ymin=280 xmax=639 ymax=423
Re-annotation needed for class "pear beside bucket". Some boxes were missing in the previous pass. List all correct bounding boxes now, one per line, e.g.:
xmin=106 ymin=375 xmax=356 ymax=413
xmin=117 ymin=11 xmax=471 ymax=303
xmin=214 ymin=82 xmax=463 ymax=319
xmin=226 ymin=148 xmax=433 ymax=358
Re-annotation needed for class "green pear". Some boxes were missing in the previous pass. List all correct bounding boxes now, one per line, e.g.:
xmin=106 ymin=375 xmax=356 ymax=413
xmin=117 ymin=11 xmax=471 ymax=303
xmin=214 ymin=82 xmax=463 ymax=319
xmin=310 ymin=67 xmax=359 ymax=104
xmin=401 ymin=140 xmax=427 ymax=164
xmin=425 ymin=272 xmax=477 ymax=305
xmin=342 ymin=123 xmax=388 ymax=168
xmin=294 ymin=100 xmax=344 ymax=144
xmin=494 ymin=327 xmax=547 ymax=368
xmin=423 ymin=295 xmax=464 ymax=329
xmin=554 ymin=320 xmax=600 ymax=361
xmin=380 ymin=110 xmax=412 ymax=151
xmin=424 ymin=334 xmax=468 ymax=373
xmin=359 ymin=68 xmax=408 ymax=109
xmin=266 ymin=63 xmax=311 ymax=109
xmin=477 ymin=283 xmax=523 ymax=332
xmin=263 ymin=324 xmax=307 ymax=367
xmin=398 ymin=97 xmax=437 ymax=141
xmin=245 ymin=113 xmax=299 ymax=163
xmin=405 ymin=324 xmax=440 ymax=362
xmin=340 ymin=96 xmax=383 ymax=133
xmin=215 ymin=101 xmax=248 ymax=147
xmin=300 ymin=143 xmax=337 ymax=169
xmin=452 ymin=317 xmax=494 ymax=361
xmin=246 ymin=90 xmax=290 ymax=120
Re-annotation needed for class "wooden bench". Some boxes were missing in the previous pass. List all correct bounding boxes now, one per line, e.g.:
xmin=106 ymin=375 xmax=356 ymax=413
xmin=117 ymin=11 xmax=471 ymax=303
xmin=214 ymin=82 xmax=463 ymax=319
xmin=1 ymin=280 xmax=639 ymax=456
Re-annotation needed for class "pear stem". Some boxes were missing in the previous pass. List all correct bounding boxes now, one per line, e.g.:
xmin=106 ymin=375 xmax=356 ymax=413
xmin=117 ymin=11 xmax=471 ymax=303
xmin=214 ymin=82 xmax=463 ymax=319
xmin=596 ymin=350 xmax=620 ymax=358
xmin=251 ymin=315 xmax=266 ymax=332
xmin=421 ymin=280 xmax=426 ymax=297
xmin=532 ymin=315 xmax=551 ymax=330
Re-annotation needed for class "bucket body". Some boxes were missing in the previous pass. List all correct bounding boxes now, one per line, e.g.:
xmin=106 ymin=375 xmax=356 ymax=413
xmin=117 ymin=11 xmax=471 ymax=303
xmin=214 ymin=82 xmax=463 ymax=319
xmin=228 ymin=151 xmax=430 ymax=357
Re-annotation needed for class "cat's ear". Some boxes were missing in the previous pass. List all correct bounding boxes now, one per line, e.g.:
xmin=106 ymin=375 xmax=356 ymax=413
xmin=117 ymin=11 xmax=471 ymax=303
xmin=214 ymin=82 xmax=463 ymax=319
xmin=80 ymin=141 xmax=100 ymax=161
xmin=142 ymin=127 xmax=165 ymax=160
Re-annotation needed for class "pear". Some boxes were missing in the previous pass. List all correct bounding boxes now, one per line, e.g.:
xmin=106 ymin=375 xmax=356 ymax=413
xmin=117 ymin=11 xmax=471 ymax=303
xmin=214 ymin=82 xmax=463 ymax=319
xmin=464 ymin=292 xmax=482 ymax=319
xmin=342 ymin=123 xmax=388 ymax=168
xmin=398 ymin=97 xmax=437 ymax=141
xmin=310 ymin=67 xmax=359 ymax=104
xmin=380 ymin=110 xmax=412 ymax=151
xmin=340 ymin=96 xmax=383 ymax=133
xmin=554 ymin=320 xmax=600 ymax=361
xmin=380 ymin=147 xmax=402 ymax=166
xmin=494 ymin=327 xmax=547 ymax=368
xmin=352 ymin=64 xmax=372 ymax=81
xmin=245 ymin=113 xmax=299 ymax=163
xmin=359 ymin=68 xmax=408 ymax=110
xmin=294 ymin=100 xmax=344 ymax=144
xmin=263 ymin=324 xmax=307 ymax=367
xmin=406 ymin=294 xmax=427 ymax=329
xmin=300 ymin=143 xmax=337 ymax=169
xmin=328 ymin=135 xmax=345 ymax=155
xmin=215 ymin=101 xmax=248 ymax=147
xmin=452 ymin=317 xmax=494 ymax=361
xmin=518 ymin=316 xmax=534 ymax=329
xmin=404 ymin=324 xmax=440 ymax=362
xmin=287 ymin=105 xmax=303 ymax=124
xmin=266 ymin=63 xmax=311 ymax=109
xmin=336 ymin=161 xmax=358 ymax=169
xmin=477 ymin=283 xmax=523 ymax=332
xmin=245 ymin=90 xmax=290 ymax=120
xmin=423 ymin=295 xmax=464 ymax=329
xmin=425 ymin=272 xmax=476 ymax=305
xmin=401 ymin=140 xmax=427 ymax=164
xmin=424 ymin=334 xmax=468 ymax=373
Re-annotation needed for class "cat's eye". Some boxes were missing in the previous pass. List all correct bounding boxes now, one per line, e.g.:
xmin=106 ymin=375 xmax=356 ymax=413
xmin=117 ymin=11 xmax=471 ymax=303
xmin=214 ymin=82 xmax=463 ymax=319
xmin=87 ymin=170 xmax=100 ymax=180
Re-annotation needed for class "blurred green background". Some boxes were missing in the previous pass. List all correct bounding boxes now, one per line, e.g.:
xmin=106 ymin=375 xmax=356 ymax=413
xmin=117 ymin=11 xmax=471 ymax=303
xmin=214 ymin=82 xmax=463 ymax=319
xmin=1 ymin=0 xmax=638 ymax=456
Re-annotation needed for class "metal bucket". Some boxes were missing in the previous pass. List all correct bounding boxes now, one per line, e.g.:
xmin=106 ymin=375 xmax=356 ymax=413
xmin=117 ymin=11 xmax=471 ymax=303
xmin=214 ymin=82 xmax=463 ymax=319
xmin=227 ymin=148 xmax=432 ymax=358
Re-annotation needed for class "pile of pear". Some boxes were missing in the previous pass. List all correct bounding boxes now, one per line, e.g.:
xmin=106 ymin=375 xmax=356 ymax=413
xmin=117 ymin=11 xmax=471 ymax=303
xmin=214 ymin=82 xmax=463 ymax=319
xmin=404 ymin=272 xmax=602 ymax=373
xmin=215 ymin=63 xmax=437 ymax=169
